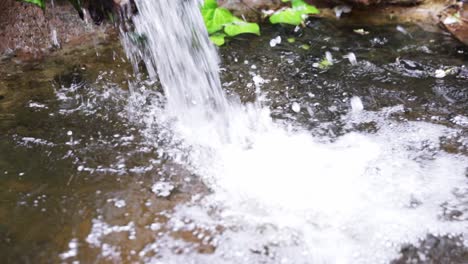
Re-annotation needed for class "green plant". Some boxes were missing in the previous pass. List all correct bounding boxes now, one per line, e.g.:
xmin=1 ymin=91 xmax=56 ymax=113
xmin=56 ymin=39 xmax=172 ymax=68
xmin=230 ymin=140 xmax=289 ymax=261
xmin=201 ymin=0 xmax=260 ymax=46
xmin=269 ymin=0 xmax=319 ymax=26
xmin=201 ymin=0 xmax=319 ymax=46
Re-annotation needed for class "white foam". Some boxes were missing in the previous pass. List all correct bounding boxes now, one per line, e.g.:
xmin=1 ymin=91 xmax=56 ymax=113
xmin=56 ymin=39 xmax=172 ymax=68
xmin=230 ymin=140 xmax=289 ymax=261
xmin=152 ymin=182 xmax=175 ymax=197
xmin=127 ymin=93 xmax=468 ymax=263
xmin=59 ymin=238 xmax=79 ymax=260
xmin=118 ymin=0 xmax=468 ymax=262
xmin=350 ymin=96 xmax=364 ymax=113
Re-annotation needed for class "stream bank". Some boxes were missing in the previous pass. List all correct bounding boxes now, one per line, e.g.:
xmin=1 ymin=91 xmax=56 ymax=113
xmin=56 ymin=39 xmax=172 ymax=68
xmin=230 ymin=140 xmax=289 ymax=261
xmin=1 ymin=0 xmax=468 ymax=60
xmin=0 ymin=0 xmax=114 ymax=61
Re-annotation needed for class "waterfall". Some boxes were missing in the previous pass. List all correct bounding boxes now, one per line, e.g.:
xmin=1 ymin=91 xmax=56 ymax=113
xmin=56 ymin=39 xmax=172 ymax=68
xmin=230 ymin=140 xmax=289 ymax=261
xmin=121 ymin=0 xmax=231 ymax=139
xmin=117 ymin=1 xmax=468 ymax=263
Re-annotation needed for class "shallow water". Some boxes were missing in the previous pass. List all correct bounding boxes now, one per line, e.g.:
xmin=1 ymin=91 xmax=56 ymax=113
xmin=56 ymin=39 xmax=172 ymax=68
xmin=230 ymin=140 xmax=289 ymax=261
xmin=0 ymin=20 xmax=467 ymax=263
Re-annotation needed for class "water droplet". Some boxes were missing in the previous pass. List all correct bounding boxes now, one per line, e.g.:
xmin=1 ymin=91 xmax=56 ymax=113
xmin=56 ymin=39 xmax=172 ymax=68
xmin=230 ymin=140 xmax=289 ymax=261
xmin=350 ymin=96 xmax=364 ymax=113
xmin=292 ymin=102 xmax=301 ymax=113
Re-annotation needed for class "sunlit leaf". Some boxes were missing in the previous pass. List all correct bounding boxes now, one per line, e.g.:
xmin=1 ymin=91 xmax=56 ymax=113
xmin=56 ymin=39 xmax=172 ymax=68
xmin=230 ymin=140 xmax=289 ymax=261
xmin=201 ymin=0 xmax=260 ymax=46
xmin=299 ymin=4 xmax=319 ymax=15
xmin=203 ymin=7 xmax=236 ymax=34
xmin=224 ymin=22 xmax=260 ymax=37
xmin=269 ymin=9 xmax=303 ymax=25
xmin=292 ymin=0 xmax=319 ymax=13
xmin=202 ymin=0 xmax=218 ymax=9
xmin=269 ymin=0 xmax=319 ymax=25
xmin=210 ymin=33 xmax=226 ymax=46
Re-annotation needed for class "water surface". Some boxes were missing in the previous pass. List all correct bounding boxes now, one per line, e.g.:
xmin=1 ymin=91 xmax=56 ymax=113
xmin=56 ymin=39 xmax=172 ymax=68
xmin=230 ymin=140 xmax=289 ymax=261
xmin=0 ymin=21 xmax=467 ymax=263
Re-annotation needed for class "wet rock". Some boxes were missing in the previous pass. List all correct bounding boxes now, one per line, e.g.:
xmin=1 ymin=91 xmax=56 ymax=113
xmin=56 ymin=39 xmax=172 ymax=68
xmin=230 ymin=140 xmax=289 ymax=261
xmin=392 ymin=235 xmax=468 ymax=264
xmin=0 ymin=0 xmax=113 ymax=60
xmin=441 ymin=4 xmax=468 ymax=46
xmin=313 ymin=0 xmax=423 ymax=7
xmin=218 ymin=0 xmax=284 ymax=20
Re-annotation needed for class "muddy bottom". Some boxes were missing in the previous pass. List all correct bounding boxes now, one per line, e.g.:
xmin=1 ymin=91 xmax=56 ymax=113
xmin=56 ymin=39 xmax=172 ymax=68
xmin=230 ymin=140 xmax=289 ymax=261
xmin=0 ymin=20 xmax=467 ymax=263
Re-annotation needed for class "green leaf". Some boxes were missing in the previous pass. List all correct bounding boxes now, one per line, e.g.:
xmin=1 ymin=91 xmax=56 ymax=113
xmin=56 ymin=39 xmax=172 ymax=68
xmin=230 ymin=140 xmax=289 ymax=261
xmin=203 ymin=7 xmax=236 ymax=34
xmin=318 ymin=58 xmax=333 ymax=69
xmin=201 ymin=1 xmax=260 ymax=45
xmin=210 ymin=33 xmax=226 ymax=46
xmin=291 ymin=0 xmax=304 ymax=6
xmin=21 ymin=0 xmax=45 ymax=9
xmin=300 ymin=44 xmax=310 ymax=50
xmin=269 ymin=0 xmax=319 ymax=25
xmin=292 ymin=0 xmax=316 ymax=9
xmin=269 ymin=9 xmax=304 ymax=25
xmin=287 ymin=37 xmax=296 ymax=43
xmin=224 ymin=22 xmax=260 ymax=37
xmin=202 ymin=0 xmax=218 ymax=9
xmin=292 ymin=0 xmax=320 ymax=16
xmin=299 ymin=4 xmax=319 ymax=15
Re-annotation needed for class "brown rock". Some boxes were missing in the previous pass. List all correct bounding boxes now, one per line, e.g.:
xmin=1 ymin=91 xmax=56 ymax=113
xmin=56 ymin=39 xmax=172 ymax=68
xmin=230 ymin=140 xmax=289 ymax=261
xmin=0 ymin=0 xmax=113 ymax=60
xmin=218 ymin=0 xmax=285 ymax=20
xmin=305 ymin=0 xmax=424 ymax=7
xmin=440 ymin=3 xmax=468 ymax=46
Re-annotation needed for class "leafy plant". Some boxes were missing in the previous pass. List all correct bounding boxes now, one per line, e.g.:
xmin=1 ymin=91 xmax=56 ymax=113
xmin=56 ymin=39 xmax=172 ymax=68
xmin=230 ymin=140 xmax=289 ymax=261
xmin=200 ymin=0 xmax=320 ymax=46
xmin=269 ymin=0 xmax=319 ymax=26
xmin=201 ymin=0 xmax=260 ymax=46
xmin=209 ymin=33 xmax=227 ymax=46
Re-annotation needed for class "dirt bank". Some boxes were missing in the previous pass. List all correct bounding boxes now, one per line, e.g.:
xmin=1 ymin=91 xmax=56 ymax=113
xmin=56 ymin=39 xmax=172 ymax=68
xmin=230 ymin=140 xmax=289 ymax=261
xmin=0 ymin=0 xmax=114 ymax=60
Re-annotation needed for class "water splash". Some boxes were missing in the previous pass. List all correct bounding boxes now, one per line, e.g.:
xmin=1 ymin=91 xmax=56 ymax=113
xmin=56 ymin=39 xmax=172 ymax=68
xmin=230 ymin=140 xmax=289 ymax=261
xmin=116 ymin=0 xmax=468 ymax=263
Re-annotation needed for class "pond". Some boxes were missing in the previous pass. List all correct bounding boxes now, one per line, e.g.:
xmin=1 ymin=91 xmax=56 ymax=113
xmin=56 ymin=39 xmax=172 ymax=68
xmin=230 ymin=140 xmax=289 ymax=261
xmin=0 ymin=20 xmax=467 ymax=263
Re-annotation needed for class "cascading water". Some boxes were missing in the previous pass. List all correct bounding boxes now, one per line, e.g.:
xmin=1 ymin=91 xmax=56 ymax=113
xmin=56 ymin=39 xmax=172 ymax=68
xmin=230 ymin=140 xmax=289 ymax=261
xmin=116 ymin=0 xmax=468 ymax=263
xmin=121 ymin=0 xmax=231 ymax=139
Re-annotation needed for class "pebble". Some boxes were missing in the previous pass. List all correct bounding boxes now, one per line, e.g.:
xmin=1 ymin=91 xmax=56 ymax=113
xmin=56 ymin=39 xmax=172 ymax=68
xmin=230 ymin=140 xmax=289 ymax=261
xmin=434 ymin=69 xmax=446 ymax=78
xmin=291 ymin=102 xmax=301 ymax=113
xmin=270 ymin=36 xmax=281 ymax=47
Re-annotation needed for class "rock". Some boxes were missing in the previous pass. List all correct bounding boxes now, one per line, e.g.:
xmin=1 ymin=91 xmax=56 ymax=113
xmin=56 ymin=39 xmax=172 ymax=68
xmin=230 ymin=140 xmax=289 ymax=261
xmin=218 ymin=0 xmax=284 ymax=21
xmin=440 ymin=4 xmax=468 ymax=46
xmin=344 ymin=0 xmax=421 ymax=6
xmin=0 ymin=0 xmax=114 ymax=60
